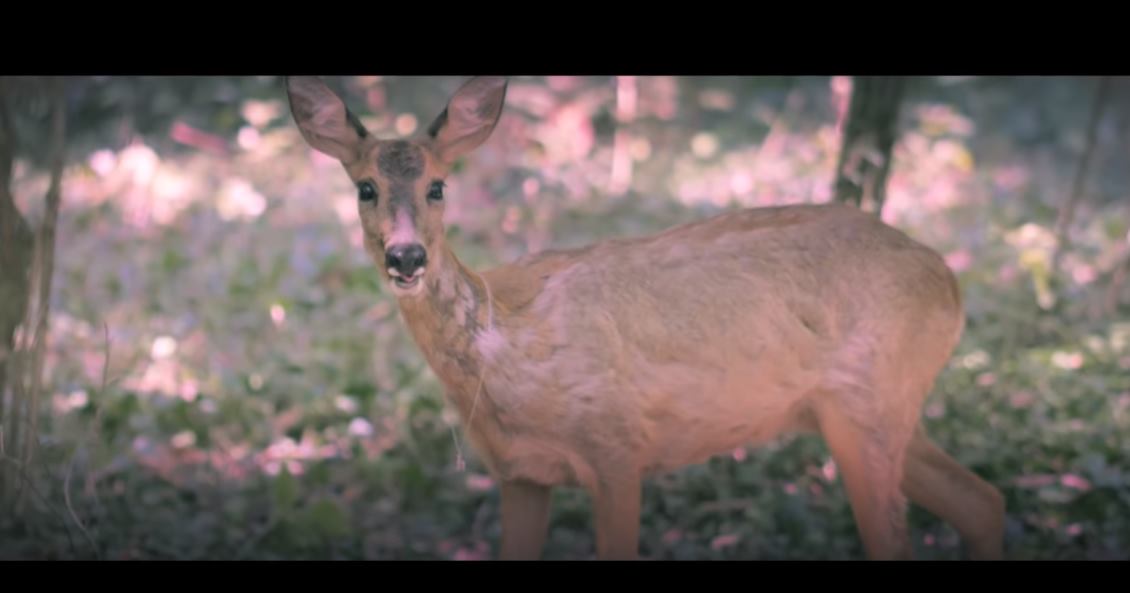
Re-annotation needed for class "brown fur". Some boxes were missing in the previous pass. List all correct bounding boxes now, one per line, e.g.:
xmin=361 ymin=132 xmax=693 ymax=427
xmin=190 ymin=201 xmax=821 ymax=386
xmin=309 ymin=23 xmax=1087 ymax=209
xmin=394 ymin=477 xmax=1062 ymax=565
xmin=285 ymin=76 xmax=1005 ymax=561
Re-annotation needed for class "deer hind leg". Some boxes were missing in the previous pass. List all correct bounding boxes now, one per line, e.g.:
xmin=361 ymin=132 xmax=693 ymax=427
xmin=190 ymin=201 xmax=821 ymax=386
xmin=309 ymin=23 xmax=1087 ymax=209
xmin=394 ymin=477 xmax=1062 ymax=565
xmin=901 ymin=426 xmax=1005 ymax=560
xmin=814 ymin=396 xmax=914 ymax=560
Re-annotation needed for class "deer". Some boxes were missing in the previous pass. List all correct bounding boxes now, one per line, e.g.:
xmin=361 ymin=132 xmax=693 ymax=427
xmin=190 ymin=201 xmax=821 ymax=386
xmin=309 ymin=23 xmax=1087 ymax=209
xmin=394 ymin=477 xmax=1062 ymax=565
xmin=284 ymin=75 xmax=1006 ymax=561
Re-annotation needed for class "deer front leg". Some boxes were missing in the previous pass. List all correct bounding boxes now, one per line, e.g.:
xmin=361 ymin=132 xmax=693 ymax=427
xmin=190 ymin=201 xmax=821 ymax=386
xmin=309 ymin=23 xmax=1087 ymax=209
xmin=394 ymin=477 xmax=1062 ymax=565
xmin=498 ymin=479 xmax=553 ymax=560
xmin=591 ymin=472 xmax=642 ymax=560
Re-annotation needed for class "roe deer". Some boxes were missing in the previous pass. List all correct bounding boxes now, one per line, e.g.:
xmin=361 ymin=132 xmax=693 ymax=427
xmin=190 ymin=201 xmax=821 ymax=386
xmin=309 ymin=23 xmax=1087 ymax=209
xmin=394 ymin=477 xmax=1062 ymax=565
xmin=285 ymin=75 xmax=1006 ymax=561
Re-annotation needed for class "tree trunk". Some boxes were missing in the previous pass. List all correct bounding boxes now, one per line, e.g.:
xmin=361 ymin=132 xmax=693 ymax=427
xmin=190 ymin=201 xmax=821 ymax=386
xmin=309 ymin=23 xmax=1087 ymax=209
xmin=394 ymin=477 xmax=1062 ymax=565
xmin=0 ymin=77 xmax=34 ymax=504
xmin=832 ymin=76 xmax=906 ymax=216
xmin=0 ymin=77 xmax=67 ymax=510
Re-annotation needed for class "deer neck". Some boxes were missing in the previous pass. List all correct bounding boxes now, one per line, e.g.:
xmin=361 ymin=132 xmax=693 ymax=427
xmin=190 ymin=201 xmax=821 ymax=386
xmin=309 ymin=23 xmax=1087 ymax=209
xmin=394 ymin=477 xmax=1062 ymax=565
xmin=396 ymin=244 xmax=500 ymax=423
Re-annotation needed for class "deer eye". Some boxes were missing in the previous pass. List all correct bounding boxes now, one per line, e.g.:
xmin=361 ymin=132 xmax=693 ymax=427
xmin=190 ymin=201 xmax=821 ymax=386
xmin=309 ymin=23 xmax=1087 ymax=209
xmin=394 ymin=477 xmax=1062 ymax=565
xmin=427 ymin=180 xmax=444 ymax=202
xmin=358 ymin=182 xmax=377 ymax=202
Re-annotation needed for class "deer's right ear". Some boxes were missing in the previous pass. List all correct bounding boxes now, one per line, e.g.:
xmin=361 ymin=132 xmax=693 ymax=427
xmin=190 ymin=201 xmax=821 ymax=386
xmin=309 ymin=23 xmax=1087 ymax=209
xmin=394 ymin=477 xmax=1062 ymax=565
xmin=285 ymin=76 xmax=367 ymax=164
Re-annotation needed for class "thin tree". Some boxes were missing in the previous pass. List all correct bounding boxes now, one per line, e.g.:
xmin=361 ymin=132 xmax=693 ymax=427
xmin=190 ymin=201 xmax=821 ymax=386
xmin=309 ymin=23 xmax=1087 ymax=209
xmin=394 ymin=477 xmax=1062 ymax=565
xmin=0 ymin=77 xmax=34 ymax=503
xmin=832 ymin=76 xmax=906 ymax=216
xmin=1051 ymin=76 xmax=1111 ymax=277
xmin=0 ymin=77 xmax=67 ymax=510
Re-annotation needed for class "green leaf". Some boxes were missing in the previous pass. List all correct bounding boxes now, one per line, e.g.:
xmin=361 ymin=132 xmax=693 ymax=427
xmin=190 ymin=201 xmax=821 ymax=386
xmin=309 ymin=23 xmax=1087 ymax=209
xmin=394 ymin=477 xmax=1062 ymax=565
xmin=305 ymin=498 xmax=349 ymax=538
xmin=274 ymin=468 xmax=298 ymax=513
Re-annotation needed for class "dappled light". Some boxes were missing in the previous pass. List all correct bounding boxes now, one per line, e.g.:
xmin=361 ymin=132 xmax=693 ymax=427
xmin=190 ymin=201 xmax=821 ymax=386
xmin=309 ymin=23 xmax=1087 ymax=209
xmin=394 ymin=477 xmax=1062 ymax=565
xmin=1 ymin=76 xmax=1128 ymax=560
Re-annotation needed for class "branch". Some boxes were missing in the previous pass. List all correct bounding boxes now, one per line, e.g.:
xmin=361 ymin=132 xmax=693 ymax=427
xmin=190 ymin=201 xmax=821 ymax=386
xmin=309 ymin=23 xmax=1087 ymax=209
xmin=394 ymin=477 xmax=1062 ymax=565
xmin=63 ymin=321 xmax=109 ymax=559
xmin=0 ymin=454 xmax=77 ymax=555
xmin=1052 ymin=76 xmax=1111 ymax=275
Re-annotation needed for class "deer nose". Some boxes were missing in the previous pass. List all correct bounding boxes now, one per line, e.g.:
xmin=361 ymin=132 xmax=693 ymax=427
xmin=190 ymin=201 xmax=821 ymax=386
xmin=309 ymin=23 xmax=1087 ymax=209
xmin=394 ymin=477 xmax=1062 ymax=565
xmin=385 ymin=244 xmax=427 ymax=277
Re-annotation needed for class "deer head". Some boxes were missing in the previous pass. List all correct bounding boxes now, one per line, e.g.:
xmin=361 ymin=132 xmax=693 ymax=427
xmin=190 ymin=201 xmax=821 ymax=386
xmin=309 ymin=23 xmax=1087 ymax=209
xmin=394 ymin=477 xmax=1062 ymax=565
xmin=285 ymin=76 xmax=508 ymax=298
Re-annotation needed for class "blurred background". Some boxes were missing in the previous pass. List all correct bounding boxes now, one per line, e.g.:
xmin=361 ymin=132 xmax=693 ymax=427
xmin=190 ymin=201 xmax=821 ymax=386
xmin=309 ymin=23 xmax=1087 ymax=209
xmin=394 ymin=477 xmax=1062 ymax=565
xmin=0 ymin=76 xmax=1127 ymax=560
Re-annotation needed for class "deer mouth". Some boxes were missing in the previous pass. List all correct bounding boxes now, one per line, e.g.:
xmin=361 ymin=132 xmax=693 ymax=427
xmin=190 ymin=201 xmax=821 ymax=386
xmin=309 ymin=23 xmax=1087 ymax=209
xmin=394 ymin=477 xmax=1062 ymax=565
xmin=394 ymin=275 xmax=421 ymax=289
xmin=388 ymin=268 xmax=425 ymax=293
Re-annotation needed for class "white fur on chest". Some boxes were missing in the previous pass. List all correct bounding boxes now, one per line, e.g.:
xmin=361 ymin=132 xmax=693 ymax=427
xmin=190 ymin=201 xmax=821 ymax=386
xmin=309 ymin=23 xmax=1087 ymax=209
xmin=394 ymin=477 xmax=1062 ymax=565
xmin=473 ymin=325 xmax=508 ymax=362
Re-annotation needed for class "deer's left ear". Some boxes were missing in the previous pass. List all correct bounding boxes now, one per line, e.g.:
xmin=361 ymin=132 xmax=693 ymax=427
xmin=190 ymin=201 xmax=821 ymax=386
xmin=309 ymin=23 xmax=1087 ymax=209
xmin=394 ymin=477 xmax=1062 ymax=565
xmin=425 ymin=76 xmax=508 ymax=165
xmin=286 ymin=76 xmax=368 ymax=164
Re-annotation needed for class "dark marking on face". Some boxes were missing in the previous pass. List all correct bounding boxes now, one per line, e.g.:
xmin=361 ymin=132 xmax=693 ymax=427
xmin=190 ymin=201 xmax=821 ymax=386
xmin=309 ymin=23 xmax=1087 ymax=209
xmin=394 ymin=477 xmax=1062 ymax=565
xmin=387 ymin=183 xmax=418 ymax=228
xmin=378 ymin=141 xmax=424 ymax=180
xmin=377 ymin=141 xmax=426 ymax=234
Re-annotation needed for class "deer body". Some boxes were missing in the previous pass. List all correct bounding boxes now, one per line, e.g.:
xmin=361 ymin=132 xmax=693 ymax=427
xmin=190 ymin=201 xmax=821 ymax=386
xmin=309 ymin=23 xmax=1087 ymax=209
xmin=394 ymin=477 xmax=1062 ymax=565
xmin=286 ymin=76 xmax=1006 ymax=561
xmin=444 ymin=203 xmax=960 ymax=480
